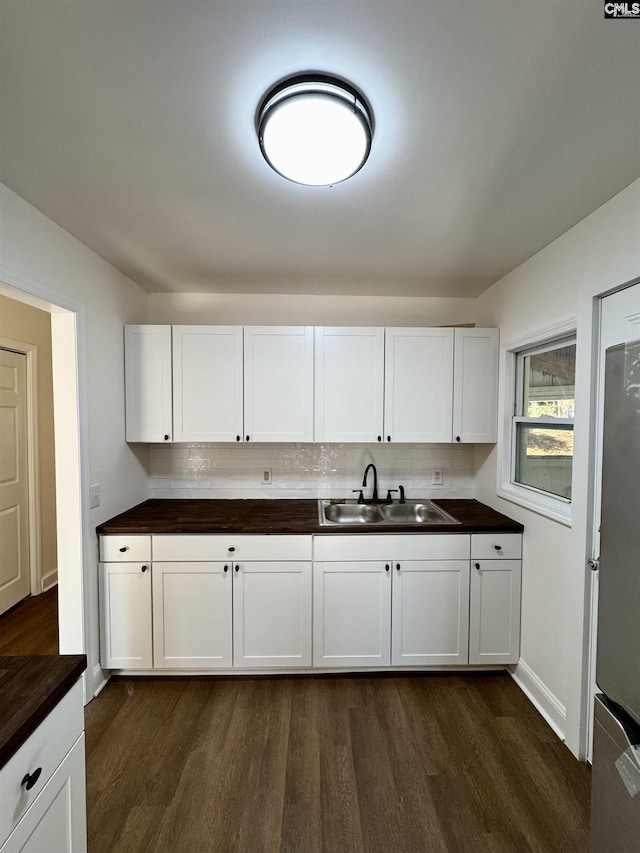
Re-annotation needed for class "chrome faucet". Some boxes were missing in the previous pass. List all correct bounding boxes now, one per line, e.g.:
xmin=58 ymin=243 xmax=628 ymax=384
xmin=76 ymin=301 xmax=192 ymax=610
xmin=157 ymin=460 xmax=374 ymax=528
xmin=362 ymin=463 xmax=379 ymax=503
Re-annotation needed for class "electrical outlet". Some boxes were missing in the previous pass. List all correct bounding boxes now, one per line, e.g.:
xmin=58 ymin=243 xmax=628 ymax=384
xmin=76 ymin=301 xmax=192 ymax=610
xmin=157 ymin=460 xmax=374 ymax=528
xmin=431 ymin=468 xmax=443 ymax=486
xmin=90 ymin=483 xmax=101 ymax=508
xmin=261 ymin=468 xmax=272 ymax=485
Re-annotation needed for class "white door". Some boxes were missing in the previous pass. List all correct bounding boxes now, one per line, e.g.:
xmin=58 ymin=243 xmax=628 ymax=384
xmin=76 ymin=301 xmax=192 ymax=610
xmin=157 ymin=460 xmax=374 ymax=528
xmin=452 ymin=328 xmax=499 ymax=443
xmin=384 ymin=328 xmax=454 ymax=442
xmin=391 ymin=560 xmax=469 ymax=665
xmin=313 ymin=561 xmax=391 ymax=667
xmin=152 ymin=562 xmax=232 ymax=668
xmin=99 ymin=562 xmax=153 ymax=669
xmin=0 ymin=348 xmax=30 ymax=615
xmin=172 ymin=326 xmax=244 ymax=442
xmin=124 ymin=325 xmax=173 ymax=442
xmin=233 ymin=561 xmax=312 ymax=667
xmin=587 ymin=281 xmax=640 ymax=757
xmin=244 ymin=326 xmax=314 ymax=442
xmin=314 ymin=327 xmax=385 ymax=442
xmin=469 ymin=559 xmax=521 ymax=664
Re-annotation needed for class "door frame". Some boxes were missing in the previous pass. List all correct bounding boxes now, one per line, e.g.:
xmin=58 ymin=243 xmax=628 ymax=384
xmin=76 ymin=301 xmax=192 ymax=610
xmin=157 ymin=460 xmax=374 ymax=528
xmin=0 ymin=270 xmax=90 ymax=697
xmin=583 ymin=275 xmax=640 ymax=760
xmin=0 ymin=338 xmax=43 ymax=595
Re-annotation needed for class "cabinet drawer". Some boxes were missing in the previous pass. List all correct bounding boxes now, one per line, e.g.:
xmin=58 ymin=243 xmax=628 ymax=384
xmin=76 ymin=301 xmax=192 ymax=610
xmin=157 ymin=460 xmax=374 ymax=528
xmin=152 ymin=534 xmax=312 ymax=562
xmin=471 ymin=533 xmax=521 ymax=560
xmin=100 ymin=535 xmax=151 ymax=562
xmin=0 ymin=680 xmax=83 ymax=845
xmin=313 ymin=534 xmax=470 ymax=562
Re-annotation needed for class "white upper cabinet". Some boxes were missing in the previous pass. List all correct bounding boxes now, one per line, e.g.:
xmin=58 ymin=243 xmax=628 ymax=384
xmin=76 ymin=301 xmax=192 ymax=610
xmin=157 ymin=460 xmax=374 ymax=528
xmin=384 ymin=327 xmax=454 ymax=442
xmin=172 ymin=325 xmax=244 ymax=442
xmin=314 ymin=327 xmax=385 ymax=442
xmin=124 ymin=325 xmax=173 ymax=442
xmin=244 ymin=326 xmax=314 ymax=442
xmin=452 ymin=327 xmax=499 ymax=443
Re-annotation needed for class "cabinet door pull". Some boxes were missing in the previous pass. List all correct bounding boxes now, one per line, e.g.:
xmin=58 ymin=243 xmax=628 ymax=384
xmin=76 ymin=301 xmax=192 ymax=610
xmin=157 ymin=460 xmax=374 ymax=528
xmin=141 ymin=565 xmax=148 ymax=572
xmin=223 ymin=565 xmax=229 ymax=573
xmin=385 ymin=563 xmax=390 ymax=572
xmin=475 ymin=562 xmax=481 ymax=570
xmin=236 ymin=435 xmax=241 ymax=442
xmin=396 ymin=563 xmax=401 ymax=572
xmin=234 ymin=564 xmax=239 ymax=573
xmin=377 ymin=435 xmax=382 ymax=442
xmin=246 ymin=435 xmax=250 ymax=442
xmin=119 ymin=546 xmax=129 ymax=553
xmin=386 ymin=435 xmax=391 ymax=442
xmin=455 ymin=436 xmax=461 ymax=442
xmin=164 ymin=434 xmax=170 ymax=441
xmin=21 ymin=767 xmax=42 ymax=791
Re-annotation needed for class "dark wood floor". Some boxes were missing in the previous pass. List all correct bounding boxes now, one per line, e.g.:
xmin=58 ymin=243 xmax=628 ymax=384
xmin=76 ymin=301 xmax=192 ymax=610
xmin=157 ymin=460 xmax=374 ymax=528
xmin=84 ymin=672 xmax=591 ymax=853
xmin=0 ymin=587 xmax=59 ymax=655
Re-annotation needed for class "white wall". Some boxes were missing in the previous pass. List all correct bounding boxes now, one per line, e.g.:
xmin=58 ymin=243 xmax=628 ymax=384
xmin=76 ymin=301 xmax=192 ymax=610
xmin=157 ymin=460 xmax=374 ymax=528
xmin=148 ymin=292 xmax=478 ymax=327
xmin=474 ymin=179 xmax=640 ymax=757
xmin=0 ymin=183 xmax=149 ymax=697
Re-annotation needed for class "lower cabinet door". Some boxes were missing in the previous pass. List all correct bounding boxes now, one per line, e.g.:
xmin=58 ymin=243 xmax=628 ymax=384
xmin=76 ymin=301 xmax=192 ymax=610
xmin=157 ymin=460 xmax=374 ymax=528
xmin=391 ymin=560 xmax=470 ymax=666
xmin=469 ymin=559 xmax=522 ymax=664
xmin=153 ymin=562 xmax=233 ymax=668
xmin=99 ymin=563 xmax=152 ymax=669
xmin=233 ymin=562 xmax=312 ymax=667
xmin=1 ymin=735 xmax=87 ymax=853
xmin=313 ymin=562 xmax=392 ymax=667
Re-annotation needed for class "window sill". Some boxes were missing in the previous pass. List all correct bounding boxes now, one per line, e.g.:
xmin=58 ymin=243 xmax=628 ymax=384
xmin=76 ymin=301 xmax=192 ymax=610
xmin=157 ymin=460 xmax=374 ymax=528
xmin=497 ymin=483 xmax=573 ymax=527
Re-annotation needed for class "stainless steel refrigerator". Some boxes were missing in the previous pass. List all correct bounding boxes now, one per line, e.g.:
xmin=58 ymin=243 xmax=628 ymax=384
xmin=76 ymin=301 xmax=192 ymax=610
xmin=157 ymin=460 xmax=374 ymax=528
xmin=591 ymin=340 xmax=640 ymax=852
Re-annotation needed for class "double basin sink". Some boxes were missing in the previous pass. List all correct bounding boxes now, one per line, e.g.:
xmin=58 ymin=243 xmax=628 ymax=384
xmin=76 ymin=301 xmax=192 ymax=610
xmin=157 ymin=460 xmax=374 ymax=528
xmin=318 ymin=498 xmax=460 ymax=526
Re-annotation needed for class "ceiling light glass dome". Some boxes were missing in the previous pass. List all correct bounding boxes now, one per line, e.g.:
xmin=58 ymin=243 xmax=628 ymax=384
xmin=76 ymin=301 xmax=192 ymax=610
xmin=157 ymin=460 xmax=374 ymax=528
xmin=257 ymin=74 xmax=373 ymax=187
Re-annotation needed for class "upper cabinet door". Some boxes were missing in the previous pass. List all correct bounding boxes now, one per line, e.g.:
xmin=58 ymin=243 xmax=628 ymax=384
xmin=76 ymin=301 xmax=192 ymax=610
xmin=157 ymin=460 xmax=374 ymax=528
xmin=315 ymin=327 xmax=384 ymax=442
xmin=384 ymin=328 xmax=454 ymax=442
xmin=173 ymin=326 xmax=244 ymax=442
xmin=244 ymin=326 xmax=314 ymax=442
xmin=452 ymin=328 xmax=499 ymax=443
xmin=125 ymin=325 xmax=173 ymax=442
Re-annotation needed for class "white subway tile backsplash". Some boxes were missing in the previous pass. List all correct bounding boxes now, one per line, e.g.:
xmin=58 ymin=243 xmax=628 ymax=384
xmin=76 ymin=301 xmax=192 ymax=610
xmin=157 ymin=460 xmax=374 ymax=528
xmin=148 ymin=442 xmax=476 ymax=500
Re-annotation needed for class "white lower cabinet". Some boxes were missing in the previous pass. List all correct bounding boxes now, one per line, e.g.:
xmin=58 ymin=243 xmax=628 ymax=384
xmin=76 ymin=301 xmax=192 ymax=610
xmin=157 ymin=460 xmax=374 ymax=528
xmin=99 ymin=561 xmax=153 ymax=670
xmin=313 ymin=535 xmax=471 ymax=668
xmin=468 ymin=534 xmax=522 ymax=664
xmin=152 ymin=562 xmax=233 ymax=668
xmin=233 ymin=561 xmax=312 ymax=667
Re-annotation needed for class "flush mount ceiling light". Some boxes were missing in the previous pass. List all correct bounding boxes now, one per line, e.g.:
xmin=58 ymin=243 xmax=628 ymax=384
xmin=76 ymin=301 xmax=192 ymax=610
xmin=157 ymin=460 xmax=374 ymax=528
xmin=257 ymin=74 xmax=373 ymax=187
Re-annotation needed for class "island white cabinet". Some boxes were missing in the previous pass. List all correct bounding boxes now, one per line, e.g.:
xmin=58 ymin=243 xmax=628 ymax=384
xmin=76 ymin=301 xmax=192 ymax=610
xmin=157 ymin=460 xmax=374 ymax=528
xmin=99 ymin=535 xmax=153 ymax=670
xmin=124 ymin=325 xmax=173 ymax=442
xmin=243 ymin=326 xmax=314 ymax=442
xmin=313 ymin=534 xmax=471 ymax=667
xmin=452 ymin=327 xmax=499 ymax=443
xmin=0 ymin=681 xmax=86 ymax=853
xmin=314 ymin=327 xmax=385 ymax=442
xmin=172 ymin=325 xmax=244 ymax=442
xmin=468 ymin=533 xmax=522 ymax=664
xmin=384 ymin=327 xmax=454 ymax=442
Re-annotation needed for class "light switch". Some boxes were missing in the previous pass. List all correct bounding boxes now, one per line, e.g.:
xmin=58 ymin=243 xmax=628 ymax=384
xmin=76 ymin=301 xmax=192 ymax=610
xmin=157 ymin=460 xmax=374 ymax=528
xmin=90 ymin=483 xmax=101 ymax=508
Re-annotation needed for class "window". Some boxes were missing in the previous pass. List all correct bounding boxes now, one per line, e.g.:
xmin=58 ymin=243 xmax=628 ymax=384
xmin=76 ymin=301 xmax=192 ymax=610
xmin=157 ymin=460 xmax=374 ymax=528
xmin=498 ymin=324 xmax=576 ymax=525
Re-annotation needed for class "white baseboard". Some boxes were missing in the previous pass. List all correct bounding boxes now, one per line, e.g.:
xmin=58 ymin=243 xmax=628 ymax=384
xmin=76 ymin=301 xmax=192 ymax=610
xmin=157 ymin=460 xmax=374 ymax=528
xmin=84 ymin=663 xmax=109 ymax=705
xmin=510 ymin=658 xmax=567 ymax=741
xmin=40 ymin=568 xmax=58 ymax=592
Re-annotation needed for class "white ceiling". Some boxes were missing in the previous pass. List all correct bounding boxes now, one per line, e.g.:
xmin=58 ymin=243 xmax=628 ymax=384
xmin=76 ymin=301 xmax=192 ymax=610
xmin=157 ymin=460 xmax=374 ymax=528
xmin=1 ymin=1 xmax=638 ymax=298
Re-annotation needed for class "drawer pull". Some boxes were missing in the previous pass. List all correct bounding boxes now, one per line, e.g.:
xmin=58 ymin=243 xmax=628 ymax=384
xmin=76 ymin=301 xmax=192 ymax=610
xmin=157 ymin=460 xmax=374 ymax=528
xmin=119 ymin=546 xmax=129 ymax=553
xmin=21 ymin=767 xmax=42 ymax=791
xmin=228 ymin=547 xmax=235 ymax=553
xmin=494 ymin=545 xmax=503 ymax=552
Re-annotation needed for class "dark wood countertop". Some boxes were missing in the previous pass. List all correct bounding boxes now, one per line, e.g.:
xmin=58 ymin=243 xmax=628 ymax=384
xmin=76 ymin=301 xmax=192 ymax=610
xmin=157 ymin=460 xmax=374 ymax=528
xmin=0 ymin=655 xmax=87 ymax=770
xmin=96 ymin=498 xmax=523 ymax=535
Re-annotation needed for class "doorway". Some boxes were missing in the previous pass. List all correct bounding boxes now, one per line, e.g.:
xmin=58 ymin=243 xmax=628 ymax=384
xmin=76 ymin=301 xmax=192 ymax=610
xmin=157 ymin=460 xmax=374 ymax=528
xmin=585 ymin=280 xmax=640 ymax=758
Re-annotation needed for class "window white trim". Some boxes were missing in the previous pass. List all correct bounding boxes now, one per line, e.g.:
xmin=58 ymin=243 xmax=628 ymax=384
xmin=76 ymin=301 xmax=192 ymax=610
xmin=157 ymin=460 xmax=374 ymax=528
xmin=497 ymin=317 xmax=577 ymax=526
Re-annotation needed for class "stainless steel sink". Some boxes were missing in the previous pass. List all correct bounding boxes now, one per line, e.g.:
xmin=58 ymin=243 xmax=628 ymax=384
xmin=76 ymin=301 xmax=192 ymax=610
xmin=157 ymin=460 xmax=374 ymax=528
xmin=323 ymin=503 xmax=383 ymax=524
xmin=318 ymin=499 xmax=460 ymax=526
xmin=379 ymin=502 xmax=459 ymax=524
